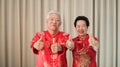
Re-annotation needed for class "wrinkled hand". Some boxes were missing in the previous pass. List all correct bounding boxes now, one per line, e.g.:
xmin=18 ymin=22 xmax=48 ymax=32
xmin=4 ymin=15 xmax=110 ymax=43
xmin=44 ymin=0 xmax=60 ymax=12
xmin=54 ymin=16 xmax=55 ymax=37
xmin=79 ymin=54 xmax=91 ymax=67
xmin=89 ymin=35 xmax=99 ymax=51
xmin=66 ymin=40 xmax=74 ymax=50
xmin=66 ymin=35 xmax=74 ymax=50
xmin=51 ymin=43 xmax=62 ymax=54
xmin=33 ymin=37 xmax=43 ymax=50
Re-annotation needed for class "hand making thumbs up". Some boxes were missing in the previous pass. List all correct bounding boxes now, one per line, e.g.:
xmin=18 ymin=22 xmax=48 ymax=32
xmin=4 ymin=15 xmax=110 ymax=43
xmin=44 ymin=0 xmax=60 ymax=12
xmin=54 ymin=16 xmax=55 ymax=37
xmin=51 ymin=38 xmax=62 ymax=54
xmin=33 ymin=36 xmax=44 ymax=50
xmin=66 ymin=35 xmax=74 ymax=50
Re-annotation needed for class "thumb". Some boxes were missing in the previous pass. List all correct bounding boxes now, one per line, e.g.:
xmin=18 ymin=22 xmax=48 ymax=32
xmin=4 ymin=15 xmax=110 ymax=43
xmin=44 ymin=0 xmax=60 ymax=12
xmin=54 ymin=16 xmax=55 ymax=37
xmin=38 ymin=32 xmax=44 ymax=41
xmin=68 ymin=35 xmax=72 ymax=41
xmin=38 ymin=35 xmax=43 ymax=42
xmin=53 ymin=38 xmax=56 ymax=44
xmin=89 ymin=34 xmax=93 ymax=39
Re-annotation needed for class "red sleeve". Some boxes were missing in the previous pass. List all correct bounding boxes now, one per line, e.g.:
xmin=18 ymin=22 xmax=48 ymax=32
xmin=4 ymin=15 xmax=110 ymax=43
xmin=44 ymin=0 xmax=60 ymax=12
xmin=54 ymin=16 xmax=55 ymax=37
xmin=94 ymin=37 xmax=99 ymax=41
xmin=85 ymin=36 xmax=98 ymax=61
xmin=30 ymin=32 xmax=41 ymax=54
xmin=63 ymin=32 xmax=70 ymax=42
xmin=58 ymin=32 xmax=69 ymax=54
xmin=86 ymin=46 xmax=96 ymax=60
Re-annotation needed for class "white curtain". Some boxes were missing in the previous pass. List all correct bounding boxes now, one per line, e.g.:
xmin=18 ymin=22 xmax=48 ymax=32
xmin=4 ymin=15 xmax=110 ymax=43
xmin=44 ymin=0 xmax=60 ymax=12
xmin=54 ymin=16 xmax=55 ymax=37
xmin=117 ymin=0 xmax=120 ymax=67
xmin=0 ymin=0 xmax=119 ymax=67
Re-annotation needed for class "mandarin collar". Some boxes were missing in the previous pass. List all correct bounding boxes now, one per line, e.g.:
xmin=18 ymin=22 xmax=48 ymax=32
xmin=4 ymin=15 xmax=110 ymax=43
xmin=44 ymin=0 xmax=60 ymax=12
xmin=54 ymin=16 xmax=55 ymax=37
xmin=45 ymin=30 xmax=60 ymax=38
xmin=77 ymin=34 xmax=89 ymax=41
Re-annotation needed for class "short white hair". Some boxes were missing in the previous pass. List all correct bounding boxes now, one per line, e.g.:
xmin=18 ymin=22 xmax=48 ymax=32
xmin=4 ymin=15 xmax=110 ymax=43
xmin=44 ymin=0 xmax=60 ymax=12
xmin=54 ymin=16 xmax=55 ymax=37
xmin=46 ymin=10 xmax=61 ymax=21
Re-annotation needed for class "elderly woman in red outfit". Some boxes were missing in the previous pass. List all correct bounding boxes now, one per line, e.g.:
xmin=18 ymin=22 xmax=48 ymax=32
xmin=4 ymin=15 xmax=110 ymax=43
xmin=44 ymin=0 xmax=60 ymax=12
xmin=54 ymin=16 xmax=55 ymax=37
xmin=72 ymin=16 xmax=99 ymax=67
xmin=30 ymin=10 xmax=74 ymax=67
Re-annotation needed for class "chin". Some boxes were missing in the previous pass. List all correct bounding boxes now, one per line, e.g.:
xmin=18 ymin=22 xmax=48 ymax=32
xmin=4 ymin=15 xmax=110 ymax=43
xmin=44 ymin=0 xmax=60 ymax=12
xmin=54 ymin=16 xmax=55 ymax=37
xmin=78 ymin=33 xmax=85 ymax=36
xmin=79 ymin=33 xmax=87 ymax=37
xmin=49 ymin=26 xmax=59 ymax=31
xmin=50 ymin=28 xmax=57 ymax=31
xmin=49 ymin=27 xmax=56 ymax=30
xmin=79 ymin=35 xmax=84 ymax=36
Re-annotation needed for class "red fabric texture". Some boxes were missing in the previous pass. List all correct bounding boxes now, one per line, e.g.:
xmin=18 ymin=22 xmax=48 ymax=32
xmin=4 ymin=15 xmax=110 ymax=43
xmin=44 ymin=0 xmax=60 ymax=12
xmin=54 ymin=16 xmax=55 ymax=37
xmin=72 ymin=35 xmax=98 ymax=67
xmin=31 ymin=30 xmax=69 ymax=67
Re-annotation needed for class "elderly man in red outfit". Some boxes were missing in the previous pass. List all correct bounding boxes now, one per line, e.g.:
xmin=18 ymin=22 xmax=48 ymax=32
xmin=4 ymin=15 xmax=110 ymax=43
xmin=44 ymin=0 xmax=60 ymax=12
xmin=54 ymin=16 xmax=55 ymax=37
xmin=30 ymin=10 xmax=74 ymax=67
xmin=72 ymin=16 xmax=99 ymax=67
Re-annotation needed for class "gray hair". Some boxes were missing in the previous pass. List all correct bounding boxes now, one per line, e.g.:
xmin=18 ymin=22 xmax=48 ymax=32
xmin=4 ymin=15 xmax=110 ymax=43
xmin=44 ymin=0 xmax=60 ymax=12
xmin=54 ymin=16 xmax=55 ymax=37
xmin=46 ymin=10 xmax=61 ymax=22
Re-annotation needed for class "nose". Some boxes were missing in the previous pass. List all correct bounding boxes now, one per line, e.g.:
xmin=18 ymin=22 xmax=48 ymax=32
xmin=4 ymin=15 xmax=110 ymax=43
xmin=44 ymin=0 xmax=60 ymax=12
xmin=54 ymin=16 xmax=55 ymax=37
xmin=52 ymin=19 xmax=57 ymax=24
xmin=78 ymin=27 xmax=85 ymax=32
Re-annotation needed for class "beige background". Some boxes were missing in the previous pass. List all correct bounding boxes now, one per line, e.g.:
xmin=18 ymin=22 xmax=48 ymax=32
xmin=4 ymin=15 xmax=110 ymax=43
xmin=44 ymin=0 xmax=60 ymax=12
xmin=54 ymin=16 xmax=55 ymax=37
xmin=0 ymin=0 xmax=120 ymax=67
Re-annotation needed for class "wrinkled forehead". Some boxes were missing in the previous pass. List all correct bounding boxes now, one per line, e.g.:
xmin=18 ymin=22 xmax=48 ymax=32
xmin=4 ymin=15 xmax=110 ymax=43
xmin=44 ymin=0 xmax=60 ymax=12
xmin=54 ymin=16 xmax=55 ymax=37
xmin=48 ymin=13 xmax=60 ymax=19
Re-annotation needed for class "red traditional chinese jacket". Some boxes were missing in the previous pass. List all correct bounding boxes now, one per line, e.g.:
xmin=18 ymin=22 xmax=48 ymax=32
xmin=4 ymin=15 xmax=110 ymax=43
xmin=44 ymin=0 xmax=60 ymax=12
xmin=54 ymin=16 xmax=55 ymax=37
xmin=31 ymin=30 xmax=69 ymax=67
xmin=72 ymin=34 xmax=99 ymax=67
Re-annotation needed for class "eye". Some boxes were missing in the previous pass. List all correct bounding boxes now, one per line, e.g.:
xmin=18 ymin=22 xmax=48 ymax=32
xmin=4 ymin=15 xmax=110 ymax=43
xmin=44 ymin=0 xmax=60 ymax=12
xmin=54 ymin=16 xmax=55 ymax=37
xmin=50 ymin=18 xmax=53 ymax=21
xmin=76 ymin=26 xmax=80 ymax=28
xmin=56 ymin=19 xmax=60 ymax=22
xmin=76 ymin=25 xmax=87 ymax=28
xmin=81 ymin=25 xmax=86 ymax=27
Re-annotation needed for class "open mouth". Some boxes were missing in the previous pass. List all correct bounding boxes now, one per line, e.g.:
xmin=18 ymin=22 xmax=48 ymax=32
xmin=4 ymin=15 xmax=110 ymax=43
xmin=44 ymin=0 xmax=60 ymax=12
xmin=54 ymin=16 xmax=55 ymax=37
xmin=78 ymin=30 xmax=84 ymax=34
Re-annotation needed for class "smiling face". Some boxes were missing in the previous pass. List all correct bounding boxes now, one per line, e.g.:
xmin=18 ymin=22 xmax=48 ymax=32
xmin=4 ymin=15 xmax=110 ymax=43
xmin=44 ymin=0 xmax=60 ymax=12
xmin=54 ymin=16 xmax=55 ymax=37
xmin=46 ymin=13 xmax=61 ymax=32
xmin=75 ymin=20 xmax=88 ymax=37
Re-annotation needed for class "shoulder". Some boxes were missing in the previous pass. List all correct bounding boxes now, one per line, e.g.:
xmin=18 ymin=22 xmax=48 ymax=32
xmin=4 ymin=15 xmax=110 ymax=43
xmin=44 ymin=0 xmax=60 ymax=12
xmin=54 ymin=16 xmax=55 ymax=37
xmin=59 ymin=31 xmax=70 ymax=36
xmin=72 ymin=36 xmax=78 ymax=40
xmin=72 ymin=36 xmax=79 ymax=41
xmin=88 ymin=34 xmax=99 ymax=41
xmin=58 ymin=31 xmax=70 ymax=41
xmin=33 ymin=31 xmax=46 ymax=37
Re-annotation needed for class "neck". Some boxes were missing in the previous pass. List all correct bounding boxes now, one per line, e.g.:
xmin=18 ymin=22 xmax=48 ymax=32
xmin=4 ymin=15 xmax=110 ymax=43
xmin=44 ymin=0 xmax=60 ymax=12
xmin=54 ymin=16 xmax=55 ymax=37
xmin=48 ymin=29 xmax=59 ymax=37
xmin=79 ymin=34 xmax=87 ymax=39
